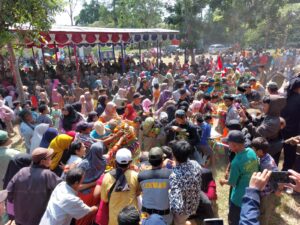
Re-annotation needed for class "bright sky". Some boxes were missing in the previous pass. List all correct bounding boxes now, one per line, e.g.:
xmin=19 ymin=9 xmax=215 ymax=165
xmin=55 ymin=0 xmax=91 ymax=25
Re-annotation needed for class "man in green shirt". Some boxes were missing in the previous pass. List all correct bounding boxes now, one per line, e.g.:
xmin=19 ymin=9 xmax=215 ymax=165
xmin=220 ymin=130 xmax=259 ymax=225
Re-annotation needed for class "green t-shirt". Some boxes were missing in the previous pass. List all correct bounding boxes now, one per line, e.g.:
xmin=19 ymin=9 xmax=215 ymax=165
xmin=228 ymin=147 xmax=259 ymax=207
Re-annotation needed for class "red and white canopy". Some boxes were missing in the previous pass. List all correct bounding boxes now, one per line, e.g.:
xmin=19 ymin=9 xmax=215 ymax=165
xmin=22 ymin=25 xmax=180 ymax=48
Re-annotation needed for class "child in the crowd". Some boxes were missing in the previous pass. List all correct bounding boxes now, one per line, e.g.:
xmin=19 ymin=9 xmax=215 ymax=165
xmin=153 ymin=83 xmax=160 ymax=106
xmin=51 ymin=103 xmax=61 ymax=129
xmin=251 ymin=137 xmax=279 ymax=225
xmin=196 ymin=114 xmax=213 ymax=166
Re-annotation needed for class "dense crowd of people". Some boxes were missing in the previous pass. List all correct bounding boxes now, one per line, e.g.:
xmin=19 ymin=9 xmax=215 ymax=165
xmin=0 ymin=48 xmax=300 ymax=225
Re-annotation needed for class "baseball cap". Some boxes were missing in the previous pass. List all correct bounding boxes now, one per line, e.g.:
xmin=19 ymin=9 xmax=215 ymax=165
xmin=149 ymin=147 xmax=164 ymax=162
xmin=116 ymin=148 xmax=132 ymax=165
xmin=175 ymin=109 xmax=186 ymax=118
xmin=32 ymin=147 xmax=54 ymax=163
xmin=225 ymin=130 xmax=245 ymax=144
xmin=242 ymin=83 xmax=251 ymax=89
xmin=249 ymin=76 xmax=256 ymax=81
xmin=226 ymin=119 xmax=242 ymax=131
xmin=76 ymin=121 xmax=94 ymax=132
xmin=133 ymin=92 xmax=144 ymax=99
xmin=266 ymin=81 xmax=278 ymax=90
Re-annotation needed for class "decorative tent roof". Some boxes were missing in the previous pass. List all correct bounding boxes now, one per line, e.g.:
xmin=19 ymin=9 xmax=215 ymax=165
xmin=23 ymin=25 xmax=180 ymax=48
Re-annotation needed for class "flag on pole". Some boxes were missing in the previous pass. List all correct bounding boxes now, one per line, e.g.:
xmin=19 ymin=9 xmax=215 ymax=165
xmin=217 ymin=55 xmax=223 ymax=71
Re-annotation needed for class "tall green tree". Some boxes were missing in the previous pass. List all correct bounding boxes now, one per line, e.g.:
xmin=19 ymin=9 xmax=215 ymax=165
xmin=166 ymin=0 xmax=208 ymax=63
xmin=76 ymin=0 xmax=163 ymax=28
xmin=0 ymin=0 xmax=63 ymax=103
xmin=75 ymin=0 xmax=101 ymax=25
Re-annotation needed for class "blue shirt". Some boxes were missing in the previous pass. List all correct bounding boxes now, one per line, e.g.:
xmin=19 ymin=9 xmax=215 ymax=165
xmin=199 ymin=122 xmax=211 ymax=145
xmin=239 ymin=188 xmax=260 ymax=225
xmin=138 ymin=168 xmax=172 ymax=211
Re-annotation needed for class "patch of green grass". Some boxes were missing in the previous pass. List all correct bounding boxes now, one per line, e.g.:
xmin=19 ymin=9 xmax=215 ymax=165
xmin=213 ymin=154 xmax=300 ymax=225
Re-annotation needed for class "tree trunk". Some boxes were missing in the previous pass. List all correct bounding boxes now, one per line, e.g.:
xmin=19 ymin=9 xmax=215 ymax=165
xmin=69 ymin=0 xmax=74 ymax=26
xmin=190 ymin=48 xmax=195 ymax=64
xmin=112 ymin=0 xmax=118 ymax=27
xmin=7 ymin=42 xmax=25 ymax=104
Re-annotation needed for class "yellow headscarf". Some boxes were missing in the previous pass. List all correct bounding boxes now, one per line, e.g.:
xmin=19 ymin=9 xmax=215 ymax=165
xmin=49 ymin=134 xmax=73 ymax=170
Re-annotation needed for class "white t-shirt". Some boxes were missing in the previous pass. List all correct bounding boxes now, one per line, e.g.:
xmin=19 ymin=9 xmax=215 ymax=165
xmin=67 ymin=155 xmax=83 ymax=165
xmin=39 ymin=182 xmax=91 ymax=225
xmin=61 ymin=155 xmax=83 ymax=178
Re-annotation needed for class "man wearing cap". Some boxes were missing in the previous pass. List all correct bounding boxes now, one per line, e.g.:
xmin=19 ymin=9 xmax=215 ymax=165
xmin=101 ymin=148 xmax=141 ymax=225
xmin=266 ymin=82 xmax=280 ymax=95
xmin=138 ymin=147 xmax=172 ymax=224
xmin=219 ymin=130 xmax=259 ymax=225
xmin=6 ymin=148 xmax=61 ymax=225
xmin=165 ymin=109 xmax=200 ymax=148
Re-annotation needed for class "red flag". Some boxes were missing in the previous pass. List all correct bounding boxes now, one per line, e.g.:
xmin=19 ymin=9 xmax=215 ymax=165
xmin=217 ymin=55 xmax=223 ymax=70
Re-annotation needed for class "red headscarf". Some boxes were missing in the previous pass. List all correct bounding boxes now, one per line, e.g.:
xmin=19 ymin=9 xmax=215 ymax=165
xmin=123 ymin=104 xmax=137 ymax=121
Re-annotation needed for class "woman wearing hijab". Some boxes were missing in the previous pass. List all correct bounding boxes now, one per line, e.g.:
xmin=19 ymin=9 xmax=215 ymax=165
xmin=96 ymin=95 xmax=108 ymax=116
xmin=123 ymin=104 xmax=137 ymax=121
xmin=3 ymin=153 xmax=32 ymax=219
xmin=30 ymin=123 xmax=50 ymax=153
xmin=48 ymin=134 xmax=73 ymax=176
xmin=59 ymin=104 xmax=83 ymax=133
xmin=113 ymin=88 xmax=127 ymax=108
xmin=99 ymin=102 xmax=119 ymax=123
xmin=138 ymin=117 xmax=166 ymax=152
xmin=40 ymin=127 xmax=59 ymax=148
xmin=127 ymin=86 xmax=136 ymax=103
xmin=111 ymin=80 xmax=119 ymax=96
xmin=87 ymin=111 xmax=99 ymax=123
xmin=157 ymin=90 xmax=173 ymax=109
xmin=76 ymin=142 xmax=106 ymax=225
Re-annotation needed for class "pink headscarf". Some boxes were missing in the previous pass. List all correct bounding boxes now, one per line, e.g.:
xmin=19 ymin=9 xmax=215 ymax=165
xmin=142 ymin=98 xmax=152 ymax=113
xmin=52 ymin=79 xmax=60 ymax=90
xmin=52 ymin=89 xmax=61 ymax=103
xmin=190 ymin=100 xmax=202 ymax=114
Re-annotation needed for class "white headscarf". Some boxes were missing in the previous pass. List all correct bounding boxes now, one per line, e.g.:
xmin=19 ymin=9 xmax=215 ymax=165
xmin=30 ymin=123 xmax=50 ymax=153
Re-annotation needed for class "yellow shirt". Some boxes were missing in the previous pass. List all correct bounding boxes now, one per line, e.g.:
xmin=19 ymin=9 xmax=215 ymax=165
xmin=101 ymin=169 xmax=141 ymax=225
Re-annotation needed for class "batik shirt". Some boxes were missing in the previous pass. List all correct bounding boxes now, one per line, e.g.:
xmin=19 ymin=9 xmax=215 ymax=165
xmin=169 ymin=160 xmax=202 ymax=215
